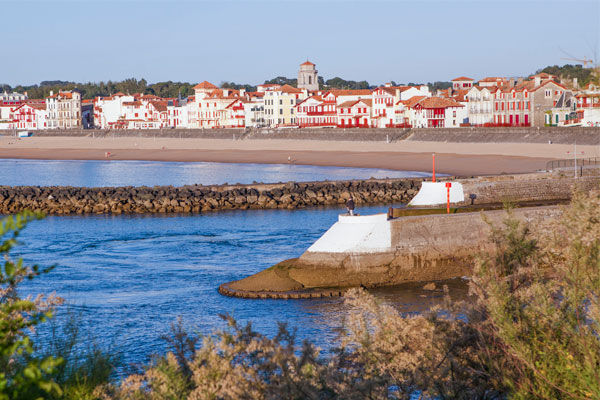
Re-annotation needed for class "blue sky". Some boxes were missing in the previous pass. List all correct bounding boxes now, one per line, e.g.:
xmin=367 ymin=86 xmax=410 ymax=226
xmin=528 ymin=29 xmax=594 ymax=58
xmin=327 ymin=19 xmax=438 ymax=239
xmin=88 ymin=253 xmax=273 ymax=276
xmin=2 ymin=0 xmax=599 ymax=86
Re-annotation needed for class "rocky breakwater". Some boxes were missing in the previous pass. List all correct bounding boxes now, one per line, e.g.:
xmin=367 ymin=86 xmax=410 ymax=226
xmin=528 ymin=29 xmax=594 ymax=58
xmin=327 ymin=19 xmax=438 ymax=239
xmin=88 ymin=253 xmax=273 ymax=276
xmin=0 ymin=179 xmax=422 ymax=215
xmin=219 ymin=206 xmax=561 ymax=299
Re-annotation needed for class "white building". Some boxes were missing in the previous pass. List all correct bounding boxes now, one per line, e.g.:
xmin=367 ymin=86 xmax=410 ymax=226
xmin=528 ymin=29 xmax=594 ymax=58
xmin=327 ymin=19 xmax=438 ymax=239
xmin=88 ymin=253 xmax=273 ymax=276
xmin=11 ymin=103 xmax=47 ymax=130
xmin=93 ymin=92 xmax=135 ymax=129
xmin=0 ymin=91 xmax=28 ymax=126
xmin=243 ymin=92 xmax=265 ymax=128
xmin=46 ymin=90 xmax=82 ymax=129
xmin=466 ymin=86 xmax=496 ymax=125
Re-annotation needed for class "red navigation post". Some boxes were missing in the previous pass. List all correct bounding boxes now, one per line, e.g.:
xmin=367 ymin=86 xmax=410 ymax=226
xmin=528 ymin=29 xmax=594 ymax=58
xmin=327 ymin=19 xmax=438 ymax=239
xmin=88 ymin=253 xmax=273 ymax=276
xmin=445 ymin=182 xmax=452 ymax=214
xmin=432 ymin=153 xmax=436 ymax=182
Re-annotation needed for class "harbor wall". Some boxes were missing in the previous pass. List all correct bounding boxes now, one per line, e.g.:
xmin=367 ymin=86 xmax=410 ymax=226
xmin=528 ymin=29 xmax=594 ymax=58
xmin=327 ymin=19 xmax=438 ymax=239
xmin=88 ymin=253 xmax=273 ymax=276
xmin=0 ymin=179 xmax=421 ymax=215
xmin=3 ymin=126 xmax=600 ymax=144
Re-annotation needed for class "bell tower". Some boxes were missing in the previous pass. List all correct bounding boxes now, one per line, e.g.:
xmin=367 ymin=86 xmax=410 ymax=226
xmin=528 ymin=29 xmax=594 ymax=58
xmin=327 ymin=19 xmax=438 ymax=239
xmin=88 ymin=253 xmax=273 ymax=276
xmin=297 ymin=60 xmax=319 ymax=91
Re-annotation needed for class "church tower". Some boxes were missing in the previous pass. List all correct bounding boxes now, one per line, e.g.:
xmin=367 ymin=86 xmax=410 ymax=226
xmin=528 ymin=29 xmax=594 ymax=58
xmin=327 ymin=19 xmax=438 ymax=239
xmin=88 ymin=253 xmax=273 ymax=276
xmin=297 ymin=60 xmax=319 ymax=91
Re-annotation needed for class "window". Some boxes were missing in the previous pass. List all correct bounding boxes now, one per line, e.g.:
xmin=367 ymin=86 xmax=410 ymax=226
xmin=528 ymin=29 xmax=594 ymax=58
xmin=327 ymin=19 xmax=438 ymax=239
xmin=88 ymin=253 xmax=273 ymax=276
xmin=545 ymin=90 xmax=551 ymax=98
xmin=279 ymin=109 xmax=283 ymax=115
xmin=279 ymin=99 xmax=282 ymax=105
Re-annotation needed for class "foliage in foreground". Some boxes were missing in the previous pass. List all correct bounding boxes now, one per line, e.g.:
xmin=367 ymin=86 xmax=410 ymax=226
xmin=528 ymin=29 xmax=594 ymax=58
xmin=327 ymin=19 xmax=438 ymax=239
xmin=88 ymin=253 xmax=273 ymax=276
xmin=0 ymin=211 xmax=117 ymax=400
xmin=3 ymin=191 xmax=600 ymax=399
xmin=99 ymin=191 xmax=600 ymax=399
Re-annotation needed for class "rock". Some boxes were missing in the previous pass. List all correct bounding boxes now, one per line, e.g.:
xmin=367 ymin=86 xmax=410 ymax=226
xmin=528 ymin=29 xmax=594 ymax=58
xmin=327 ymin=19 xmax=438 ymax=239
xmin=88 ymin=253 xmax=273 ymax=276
xmin=422 ymin=282 xmax=436 ymax=291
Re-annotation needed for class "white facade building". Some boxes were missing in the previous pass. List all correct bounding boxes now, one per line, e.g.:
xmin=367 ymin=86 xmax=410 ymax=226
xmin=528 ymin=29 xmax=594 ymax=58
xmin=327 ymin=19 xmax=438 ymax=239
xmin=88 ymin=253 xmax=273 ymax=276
xmin=46 ymin=90 xmax=82 ymax=129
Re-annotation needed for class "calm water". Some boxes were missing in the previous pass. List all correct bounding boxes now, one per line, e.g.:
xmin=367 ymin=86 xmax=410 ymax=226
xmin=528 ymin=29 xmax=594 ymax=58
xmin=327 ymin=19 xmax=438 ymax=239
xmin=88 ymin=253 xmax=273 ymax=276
xmin=0 ymin=159 xmax=432 ymax=187
xmin=16 ymin=204 xmax=468 ymax=374
xmin=8 ymin=160 xmax=462 ymax=375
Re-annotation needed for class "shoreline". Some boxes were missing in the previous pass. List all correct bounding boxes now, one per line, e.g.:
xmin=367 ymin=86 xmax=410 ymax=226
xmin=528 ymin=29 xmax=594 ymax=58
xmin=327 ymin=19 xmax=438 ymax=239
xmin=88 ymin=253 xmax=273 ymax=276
xmin=0 ymin=136 xmax=591 ymax=176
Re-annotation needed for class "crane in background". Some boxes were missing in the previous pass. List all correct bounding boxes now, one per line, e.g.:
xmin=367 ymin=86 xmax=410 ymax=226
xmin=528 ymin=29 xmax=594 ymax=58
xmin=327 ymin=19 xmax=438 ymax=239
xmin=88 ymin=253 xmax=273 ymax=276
xmin=559 ymin=47 xmax=595 ymax=68
xmin=561 ymin=56 xmax=594 ymax=67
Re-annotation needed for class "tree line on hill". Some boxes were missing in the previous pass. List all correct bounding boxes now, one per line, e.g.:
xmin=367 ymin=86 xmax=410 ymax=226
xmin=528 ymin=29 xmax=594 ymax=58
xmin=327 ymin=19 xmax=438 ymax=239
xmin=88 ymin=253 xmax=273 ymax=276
xmin=0 ymin=76 xmax=451 ymax=100
xmin=537 ymin=64 xmax=598 ymax=86
xmin=3 ymin=64 xmax=595 ymax=101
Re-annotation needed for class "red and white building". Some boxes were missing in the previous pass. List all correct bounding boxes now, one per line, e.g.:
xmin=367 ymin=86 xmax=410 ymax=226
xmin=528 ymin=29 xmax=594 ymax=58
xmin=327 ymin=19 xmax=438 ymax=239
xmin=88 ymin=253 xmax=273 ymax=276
xmin=223 ymin=98 xmax=247 ymax=128
xmin=411 ymin=97 xmax=465 ymax=128
xmin=337 ymin=99 xmax=372 ymax=128
xmin=451 ymin=77 xmax=475 ymax=90
xmin=0 ymin=91 xmax=28 ymax=128
xmin=11 ymin=102 xmax=47 ymax=130
xmin=372 ymin=85 xmax=430 ymax=128
xmin=296 ymin=92 xmax=337 ymax=128
xmin=196 ymin=88 xmax=245 ymax=128
xmin=93 ymin=92 xmax=135 ymax=129
xmin=575 ymin=83 xmax=600 ymax=126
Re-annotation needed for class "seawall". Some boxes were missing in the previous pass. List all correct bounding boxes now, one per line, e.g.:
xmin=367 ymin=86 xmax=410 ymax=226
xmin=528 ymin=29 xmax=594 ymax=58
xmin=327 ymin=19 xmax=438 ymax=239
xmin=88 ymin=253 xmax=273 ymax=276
xmin=0 ymin=179 xmax=421 ymax=215
xmin=4 ymin=126 xmax=600 ymax=144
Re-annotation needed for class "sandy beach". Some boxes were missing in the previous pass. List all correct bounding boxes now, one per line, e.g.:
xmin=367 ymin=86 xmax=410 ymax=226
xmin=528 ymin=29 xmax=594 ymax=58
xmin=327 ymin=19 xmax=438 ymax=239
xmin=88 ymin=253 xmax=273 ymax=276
xmin=0 ymin=136 xmax=596 ymax=176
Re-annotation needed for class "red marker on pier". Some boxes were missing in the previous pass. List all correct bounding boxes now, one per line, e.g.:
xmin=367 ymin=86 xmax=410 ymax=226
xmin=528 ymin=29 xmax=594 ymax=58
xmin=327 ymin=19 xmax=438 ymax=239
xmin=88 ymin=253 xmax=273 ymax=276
xmin=432 ymin=153 xmax=436 ymax=182
xmin=445 ymin=182 xmax=452 ymax=214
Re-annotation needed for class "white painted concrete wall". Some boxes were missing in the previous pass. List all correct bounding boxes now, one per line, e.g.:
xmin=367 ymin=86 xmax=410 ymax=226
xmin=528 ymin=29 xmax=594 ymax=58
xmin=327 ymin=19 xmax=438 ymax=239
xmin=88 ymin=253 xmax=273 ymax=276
xmin=307 ymin=213 xmax=392 ymax=254
xmin=408 ymin=182 xmax=465 ymax=206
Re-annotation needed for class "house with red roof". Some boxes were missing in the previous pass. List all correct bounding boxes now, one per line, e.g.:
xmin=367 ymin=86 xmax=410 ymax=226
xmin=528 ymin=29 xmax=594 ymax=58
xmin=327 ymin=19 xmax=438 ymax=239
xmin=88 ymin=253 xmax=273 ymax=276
xmin=337 ymin=99 xmax=372 ymax=128
xmin=411 ymin=97 xmax=465 ymax=128
xmin=296 ymin=92 xmax=337 ymax=128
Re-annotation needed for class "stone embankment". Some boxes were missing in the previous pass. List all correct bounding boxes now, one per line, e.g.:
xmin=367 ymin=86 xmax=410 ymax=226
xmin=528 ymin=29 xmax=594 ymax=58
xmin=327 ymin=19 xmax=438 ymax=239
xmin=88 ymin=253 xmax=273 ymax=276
xmin=6 ymin=126 xmax=600 ymax=144
xmin=0 ymin=179 xmax=421 ymax=215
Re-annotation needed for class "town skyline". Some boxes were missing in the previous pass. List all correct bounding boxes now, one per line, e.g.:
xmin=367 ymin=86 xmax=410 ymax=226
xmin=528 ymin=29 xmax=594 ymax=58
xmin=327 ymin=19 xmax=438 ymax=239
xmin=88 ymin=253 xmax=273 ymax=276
xmin=2 ymin=0 xmax=599 ymax=87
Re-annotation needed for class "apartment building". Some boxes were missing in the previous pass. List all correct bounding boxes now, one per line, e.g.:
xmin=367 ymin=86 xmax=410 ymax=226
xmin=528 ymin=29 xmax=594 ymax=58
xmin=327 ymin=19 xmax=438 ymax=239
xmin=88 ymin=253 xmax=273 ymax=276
xmin=264 ymin=84 xmax=306 ymax=127
xmin=46 ymin=90 xmax=81 ymax=129
xmin=466 ymin=86 xmax=496 ymax=125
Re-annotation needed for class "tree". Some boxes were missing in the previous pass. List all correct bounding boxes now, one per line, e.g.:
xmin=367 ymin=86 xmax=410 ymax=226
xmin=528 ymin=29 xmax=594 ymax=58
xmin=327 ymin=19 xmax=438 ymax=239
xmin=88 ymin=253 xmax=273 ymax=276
xmin=0 ymin=211 xmax=63 ymax=399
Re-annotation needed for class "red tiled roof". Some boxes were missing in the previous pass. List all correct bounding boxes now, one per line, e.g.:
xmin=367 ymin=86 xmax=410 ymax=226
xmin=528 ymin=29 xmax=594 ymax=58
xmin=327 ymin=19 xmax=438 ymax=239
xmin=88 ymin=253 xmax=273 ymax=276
xmin=338 ymin=99 xmax=372 ymax=108
xmin=123 ymin=101 xmax=142 ymax=106
xmin=194 ymin=81 xmax=217 ymax=90
xmin=12 ymin=103 xmax=46 ymax=112
xmin=479 ymin=77 xmax=505 ymax=83
xmin=327 ymin=89 xmax=372 ymax=96
xmin=451 ymin=76 xmax=474 ymax=81
xmin=48 ymin=91 xmax=74 ymax=99
xmin=149 ymin=101 xmax=168 ymax=112
xmin=258 ymin=84 xmax=281 ymax=88
xmin=398 ymin=96 xmax=427 ymax=108
xmin=279 ymin=84 xmax=302 ymax=94
xmin=301 ymin=60 xmax=315 ymax=66
xmin=417 ymin=97 xmax=464 ymax=108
